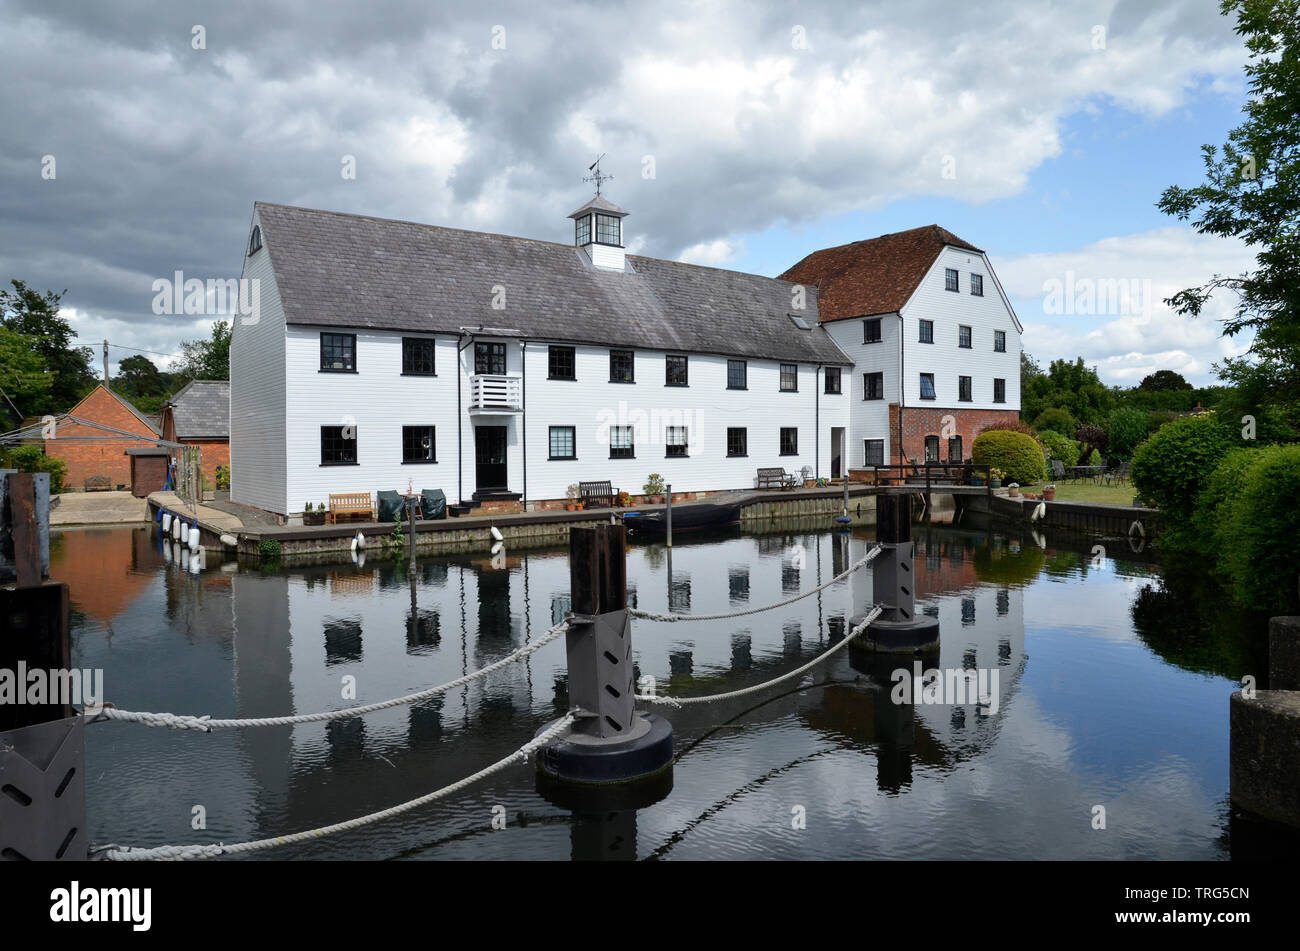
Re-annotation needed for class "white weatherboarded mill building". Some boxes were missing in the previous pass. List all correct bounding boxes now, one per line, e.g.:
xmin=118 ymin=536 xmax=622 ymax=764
xmin=229 ymin=194 xmax=1019 ymax=518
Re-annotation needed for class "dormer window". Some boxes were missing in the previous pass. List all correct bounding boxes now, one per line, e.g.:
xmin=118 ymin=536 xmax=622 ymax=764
xmin=248 ymin=225 xmax=262 ymax=256
xmin=575 ymin=215 xmax=591 ymax=246
xmin=595 ymin=214 xmax=622 ymax=246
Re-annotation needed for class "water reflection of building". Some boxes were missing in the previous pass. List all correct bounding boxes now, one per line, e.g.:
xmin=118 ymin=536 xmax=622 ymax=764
xmin=49 ymin=526 xmax=162 ymax=626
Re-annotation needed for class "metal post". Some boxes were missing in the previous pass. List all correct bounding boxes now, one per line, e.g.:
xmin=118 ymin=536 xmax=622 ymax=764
xmin=564 ymin=523 xmax=632 ymax=737
xmin=407 ymin=495 xmax=416 ymax=570
xmin=665 ymin=483 xmax=672 ymax=549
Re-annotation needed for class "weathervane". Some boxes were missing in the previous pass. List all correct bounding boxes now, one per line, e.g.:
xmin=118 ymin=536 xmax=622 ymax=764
xmin=583 ymin=154 xmax=612 ymax=197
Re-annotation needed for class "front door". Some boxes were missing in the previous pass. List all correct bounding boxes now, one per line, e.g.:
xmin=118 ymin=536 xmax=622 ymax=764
xmin=830 ymin=426 xmax=844 ymax=479
xmin=475 ymin=426 xmax=508 ymax=491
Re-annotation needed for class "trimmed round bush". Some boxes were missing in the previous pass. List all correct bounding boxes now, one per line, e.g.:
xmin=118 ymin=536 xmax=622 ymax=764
xmin=972 ymin=429 xmax=1046 ymax=485
xmin=1130 ymin=413 xmax=1233 ymax=522
xmin=1106 ymin=407 xmax=1148 ymax=461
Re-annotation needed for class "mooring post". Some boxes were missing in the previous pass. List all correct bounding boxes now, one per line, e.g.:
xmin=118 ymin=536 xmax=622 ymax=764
xmin=0 ymin=471 xmax=88 ymax=860
xmin=535 ymin=522 xmax=673 ymax=788
xmin=852 ymin=493 xmax=940 ymax=652
xmin=665 ymin=483 xmax=672 ymax=549
xmin=407 ymin=494 xmax=417 ymax=571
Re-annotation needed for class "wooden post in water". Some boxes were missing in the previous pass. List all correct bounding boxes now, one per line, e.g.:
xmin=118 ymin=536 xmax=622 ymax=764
xmin=0 ymin=471 xmax=87 ymax=860
xmin=665 ymin=483 xmax=672 ymax=549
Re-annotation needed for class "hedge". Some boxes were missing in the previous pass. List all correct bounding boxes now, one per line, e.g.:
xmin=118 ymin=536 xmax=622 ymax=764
xmin=1130 ymin=413 xmax=1233 ymax=522
xmin=1212 ymin=444 xmax=1300 ymax=612
xmin=0 ymin=445 xmax=68 ymax=494
xmin=971 ymin=430 xmax=1046 ymax=485
xmin=1037 ymin=429 xmax=1081 ymax=469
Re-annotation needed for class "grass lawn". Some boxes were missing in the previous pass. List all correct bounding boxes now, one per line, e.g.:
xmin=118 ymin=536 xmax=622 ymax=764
xmin=1045 ymin=480 xmax=1142 ymax=505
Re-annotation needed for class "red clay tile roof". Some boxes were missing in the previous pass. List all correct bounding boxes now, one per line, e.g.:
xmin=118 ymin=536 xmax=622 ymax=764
xmin=779 ymin=225 xmax=982 ymax=322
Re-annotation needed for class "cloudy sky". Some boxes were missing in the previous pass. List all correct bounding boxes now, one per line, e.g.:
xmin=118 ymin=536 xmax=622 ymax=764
xmin=0 ymin=0 xmax=1257 ymax=384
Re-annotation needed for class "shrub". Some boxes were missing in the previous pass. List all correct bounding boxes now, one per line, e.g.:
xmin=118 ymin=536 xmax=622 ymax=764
xmin=1031 ymin=408 xmax=1077 ymax=437
xmin=972 ymin=430 xmax=1046 ymax=485
xmin=1213 ymin=444 xmax=1300 ymax=613
xmin=1085 ymin=448 xmax=1102 ymax=466
xmin=643 ymin=473 xmax=665 ymax=496
xmin=1075 ymin=423 xmax=1107 ymax=459
xmin=1146 ymin=409 xmax=1180 ymax=435
xmin=0 ymin=445 xmax=68 ymax=493
xmin=216 ymin=465 xmax=231 ymax=491
xmin=979 ymin=418 xmax=1040 ymax=441
xmin=1191 ymin=447 xmax=1257 ymax=558
xmin=1106 ymin=408 xmax=1149 ymax=461
xmin=1130 ymin=413 xmax=1233 ymax=522
xmin=1037 ymin=430 xmax=1081 ymax=469
xmin=257 ymin=539 xmax=281 ymax=560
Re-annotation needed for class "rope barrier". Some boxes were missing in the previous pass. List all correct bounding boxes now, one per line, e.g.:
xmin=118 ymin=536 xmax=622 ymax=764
xmin=636 ymin=605 xmax=884 ymax=707
xmin=100 ymin=712 xmax=578 ymax=861
xmin=96 ymin=619 xmax=570 ymax=731
xmin=630 ymin=544 xmax=881 ymax=623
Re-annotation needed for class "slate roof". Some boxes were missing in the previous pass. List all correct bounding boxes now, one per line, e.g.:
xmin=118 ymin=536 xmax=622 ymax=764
xmin=779 ymin=225 xmax=983 ymax=322
xmin=254 ymin=203 xmax=852 ymax=366
xmin=568 ymin=195 xmax=629 ymax=218
xmin=164 ymin=380 xmax=230 ymax=439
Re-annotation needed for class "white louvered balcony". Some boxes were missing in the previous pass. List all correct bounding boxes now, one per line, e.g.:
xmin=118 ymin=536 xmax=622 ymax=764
xmin=468 ymin=374 xmax=523 ymax=414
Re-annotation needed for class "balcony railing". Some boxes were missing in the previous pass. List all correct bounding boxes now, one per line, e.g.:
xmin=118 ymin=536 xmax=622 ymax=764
xmin=469 ymin=374 xmax=523 ymax=413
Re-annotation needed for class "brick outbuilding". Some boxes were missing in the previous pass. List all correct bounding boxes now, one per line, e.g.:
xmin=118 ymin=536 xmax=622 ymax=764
xmin=160 ymin=380 xmax=230 ymax=486
xmin=44 ymin=385 xmax=163 ymax=491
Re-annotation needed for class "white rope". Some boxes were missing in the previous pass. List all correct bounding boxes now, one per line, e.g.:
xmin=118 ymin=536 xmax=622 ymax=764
xmin=637 ymin=605 xmax=884 ymax=707
xmin=630 ymin=544 xmax=881 ymax=623
xmin=101 ymin=712 xmax=578 ymax=861
xmin=97 ymin=619 xmax=570 ymax=731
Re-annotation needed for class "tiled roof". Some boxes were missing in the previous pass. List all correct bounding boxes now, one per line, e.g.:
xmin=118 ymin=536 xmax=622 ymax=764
xmin=255 ymin=203 xmax=852 ymax=366
xmin=105 ymin=388 xmax=162 ymax=436
xmin=164 ymin=380 xmax=230 ymax=439
xmin=778 ymin=225 xmax=983 ymax=322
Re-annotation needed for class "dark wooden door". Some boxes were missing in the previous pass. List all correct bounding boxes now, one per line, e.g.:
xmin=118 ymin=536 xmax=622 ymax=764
xmin=475 ymin=426 xmax=508 ymax=490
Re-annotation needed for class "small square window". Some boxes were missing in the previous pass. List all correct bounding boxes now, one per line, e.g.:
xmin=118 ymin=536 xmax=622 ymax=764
xmin=959 ymin=325 xmax=972 ymax=348
xmin=864 ymin=372 xmax=884 ymax=400
xmin=863 ymin=318 xmax=882 ymax=343
xmin=610 ymin=425 xmax=634 ymax=459
xmin=824 ymin=367 xmax=841 ymax=394
xmin=919 ymin=320 xmax=934 ymax=344
xmin=321 ymin=425 xmax=357 ymax=465
xmin=666 ymin=426 xmax=688 ymax=458
xmin=959 ymin=375 xmax=972 ymax=402
xmin=595 ymin=214 xmax=621 ymax=245
xmin=474 ymin=342 xmax=505 ymax=375
xmin=779 ymin=364 xmax=798 ymax=391
xmin=320 ymin=333 xmax=356 ymax=372
xmin=402 ymin=338 xmax=436 ymax=375
xmin=994 ymin=330 xmax=1006 ymax=353
xmin=994 ymin=378 xmax=1006 ymax=404
xmin=575 ymin=214 xmax=591 ymax=246
xmin=402 ymin=425 xmax=436 ymax=463
xmin=920 ymin=373 xmax=936 ymax=400
xmin=971 ymin=274 xmax=984 ymax=296
xmin=610 ymin=349 xmax=635 ymax=383
xmin=727 ymin=427 xmax=747 ymax=457
xmin=665 ymin=354 xmax=688 ymax=386
xmin=549 ymin=426 xmax=576 ymax=460
xmin=727 ymin=359 xmax=747 ymax=390
xmin=548 ymin=346 xmax=575 ymax=380
xmin=945 ymin=268 xmax=959 ymax=292
xmin=780 ymin=427 xmax=798 ymax=456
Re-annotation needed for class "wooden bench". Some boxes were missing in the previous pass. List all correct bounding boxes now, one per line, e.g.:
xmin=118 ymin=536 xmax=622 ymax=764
xmin=579 ymin=480 xmax=619 ymax=508
xmin=757 ymin=467 xmax=798 ymax=490
xmin=327 ymin=492 xmax=374 ymax=524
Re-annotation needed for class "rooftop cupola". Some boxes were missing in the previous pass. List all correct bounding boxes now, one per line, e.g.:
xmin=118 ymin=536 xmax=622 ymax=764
xmin=569 ymin=157 xmax=628 ymax=270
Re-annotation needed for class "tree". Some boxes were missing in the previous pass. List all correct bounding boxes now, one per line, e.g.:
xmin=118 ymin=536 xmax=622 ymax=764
xmin=1022 ymin=357 xmax=1115 ymax=427
xmin=1139 ymin=370 xmax=1193 ymax=391
xmin=114 ymin=353 xmax=178 ymax=413
xmin=0 ymin=280 xmax=96 ymax=413
xmin=175 ymin=320 xmax=231 ymax=381
xmin=0 ymin=325 xmax=52 ymax=415
xmin=1157 ymin=0 xmax=1300 ymax=409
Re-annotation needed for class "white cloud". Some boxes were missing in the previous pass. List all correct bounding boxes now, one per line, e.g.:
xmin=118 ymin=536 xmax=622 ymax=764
xmin=998 ymin=227 xmax=1256 ymax=385
xmin=677 ymin=238 xmax=745 ymax=267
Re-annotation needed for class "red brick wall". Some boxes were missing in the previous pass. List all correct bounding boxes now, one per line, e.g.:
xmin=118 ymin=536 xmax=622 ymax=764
xmin=182 ymin=439 xmax=230 ymax=485
xmin=892 ymin=404 xmax=1020 ymax=464
xmin=45 ymin=387 xmax=158 ymax=490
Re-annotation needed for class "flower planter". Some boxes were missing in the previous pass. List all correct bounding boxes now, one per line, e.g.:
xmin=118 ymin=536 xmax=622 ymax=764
xmin=303 ymin=512 xmax=326 ymax=526
xmin=1043 ymin=488 xmax=1056 ymax=501
xmin=1008 ymin=487 xmax=1020 ymax=498
xmin=566 ymin=503 xmax=577 ymax=512
xmin=989 ymin=479 xmax=1001 ymax=489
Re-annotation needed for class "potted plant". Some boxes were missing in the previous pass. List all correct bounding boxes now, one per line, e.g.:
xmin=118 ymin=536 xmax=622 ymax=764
xmin=565 ymin=484 xmax=580 ymax=512
xmin=303 ymin=502 xmax=326 ymax=526
xmin=1042 ymin=484 xmax=1056 ymax=502
xmin=617 ymin=490 xmax=633 ymax=508
xmin=643 ymin=473 xmax=665 ymax=504
xmin=988 ymin=467 xmax=1004 ymax=489
xmin=1008 ymin=482 xmax=1020 ymax=498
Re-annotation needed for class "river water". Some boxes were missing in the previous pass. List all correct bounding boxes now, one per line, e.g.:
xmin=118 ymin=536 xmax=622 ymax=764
xmin=52 ymin=516 xmax=1287 ymax=860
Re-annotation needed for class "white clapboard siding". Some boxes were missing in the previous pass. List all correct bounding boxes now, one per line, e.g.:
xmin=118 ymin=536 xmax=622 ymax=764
xmin=824 ymin=314 xmax=901 ymax=467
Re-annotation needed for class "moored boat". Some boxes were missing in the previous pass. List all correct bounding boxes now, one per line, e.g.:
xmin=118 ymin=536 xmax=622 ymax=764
xmin=621 ymin=501 xmax=741 ymax=536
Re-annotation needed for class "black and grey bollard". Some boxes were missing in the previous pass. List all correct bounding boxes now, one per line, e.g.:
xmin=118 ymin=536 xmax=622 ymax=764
xmin=536 ymin=523 xmax=673 ymax=788
xmin=853 ymin=494 xmax=939 ymax=652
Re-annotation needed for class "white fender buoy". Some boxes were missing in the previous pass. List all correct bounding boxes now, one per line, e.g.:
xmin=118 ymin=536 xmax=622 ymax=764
xmin=161 ymin=512 xmax=172 ymax=532
xmin=490 ymin=525 xmax=503 ymax=542
xmin=1031 ymin=501 xmax=1046 ymax=522
xmin=171 ymin=518 xmax=180 ymax=540
xmin=219 ymin=533 xmax=237 ymax=548
xmin=188 ymin=527 xmax=200 ymax=550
